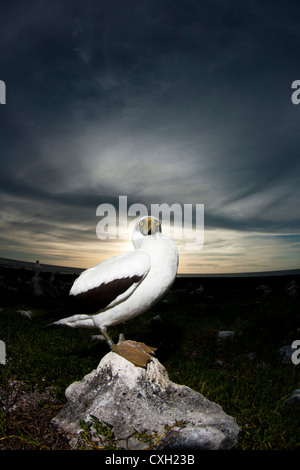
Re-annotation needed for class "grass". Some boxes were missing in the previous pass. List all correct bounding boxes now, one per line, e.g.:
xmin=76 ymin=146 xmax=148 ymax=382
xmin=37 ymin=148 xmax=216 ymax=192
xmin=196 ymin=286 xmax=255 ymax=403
xmin=0 ymin=269 xmax=299 ymax=449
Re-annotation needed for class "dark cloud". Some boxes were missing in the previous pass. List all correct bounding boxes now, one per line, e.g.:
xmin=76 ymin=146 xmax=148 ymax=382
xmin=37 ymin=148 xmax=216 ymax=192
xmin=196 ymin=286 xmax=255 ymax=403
xmin=0 ymin=0 xmax=300 ymax=271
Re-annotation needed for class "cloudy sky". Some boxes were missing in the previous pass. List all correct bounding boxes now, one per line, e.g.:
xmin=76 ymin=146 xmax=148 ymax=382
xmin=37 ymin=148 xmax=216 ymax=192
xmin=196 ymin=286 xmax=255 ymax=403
xmin=0 ymin=0 xmax=300 ymax=274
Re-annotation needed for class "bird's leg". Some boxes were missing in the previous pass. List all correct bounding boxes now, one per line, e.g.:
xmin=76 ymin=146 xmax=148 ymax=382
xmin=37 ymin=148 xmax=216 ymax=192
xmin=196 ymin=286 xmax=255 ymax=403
xmin=100 ymin=327 xmax=119 ymax=352
xmin=100 ymin=328 xmax=156 ymax=368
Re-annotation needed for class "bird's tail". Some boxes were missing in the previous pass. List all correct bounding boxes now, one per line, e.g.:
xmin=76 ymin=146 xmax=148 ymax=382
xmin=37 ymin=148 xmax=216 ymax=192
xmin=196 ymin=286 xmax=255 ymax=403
xmin=44 ymin=313 xmax=95 ymax=329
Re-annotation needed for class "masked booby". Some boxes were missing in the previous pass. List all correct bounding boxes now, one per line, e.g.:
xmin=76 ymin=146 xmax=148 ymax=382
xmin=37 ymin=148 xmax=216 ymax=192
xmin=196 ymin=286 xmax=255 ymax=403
xmin=51 ymin=216 xmax=178 ymax=367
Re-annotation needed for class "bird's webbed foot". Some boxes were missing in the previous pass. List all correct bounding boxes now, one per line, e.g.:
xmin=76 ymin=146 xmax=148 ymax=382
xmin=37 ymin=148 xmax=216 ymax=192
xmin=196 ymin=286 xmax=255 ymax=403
xmin=112 ymin=338 xmax=156 ymax=367
xmin=100 ymin=328 xmax=156 ymax=367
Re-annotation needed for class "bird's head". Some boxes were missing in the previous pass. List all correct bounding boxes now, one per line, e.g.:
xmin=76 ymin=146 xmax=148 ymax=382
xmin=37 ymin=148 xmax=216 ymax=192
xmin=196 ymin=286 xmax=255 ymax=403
xmin=137 ymin=216 xmax=161 ymax=236
xmin=132 ymin=216 xmax=162 ymax=247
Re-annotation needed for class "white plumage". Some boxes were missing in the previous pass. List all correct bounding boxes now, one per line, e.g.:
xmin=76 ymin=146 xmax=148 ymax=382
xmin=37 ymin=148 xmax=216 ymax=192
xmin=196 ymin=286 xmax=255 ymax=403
xmin=52 ymin=216 xmax=178 ymax=366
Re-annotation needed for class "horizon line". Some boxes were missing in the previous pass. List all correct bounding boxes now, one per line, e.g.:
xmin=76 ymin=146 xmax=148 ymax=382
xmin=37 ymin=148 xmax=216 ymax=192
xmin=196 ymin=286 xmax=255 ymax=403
xmin=0 ymin=256 xmax=299 ymax=278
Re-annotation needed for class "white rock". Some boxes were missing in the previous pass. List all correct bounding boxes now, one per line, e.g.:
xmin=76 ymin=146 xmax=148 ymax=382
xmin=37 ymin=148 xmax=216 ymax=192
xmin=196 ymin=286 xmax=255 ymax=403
xmin=90 ymin=335 xmax=105 ymax=342
xmin=217 ymin=331 xmax=235 ymax=343
xmin=285 ymin=389 xmax=300 ymax=407
xmin=52 ymin=353 xmax=239 ymax=450
xmin=17 ymin=310 xmax=33 ymax=319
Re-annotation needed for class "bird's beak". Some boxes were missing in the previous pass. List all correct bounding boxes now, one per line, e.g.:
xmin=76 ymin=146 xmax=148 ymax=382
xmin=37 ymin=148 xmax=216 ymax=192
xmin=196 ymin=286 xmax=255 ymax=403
xmin=142 ymin=217 xmax=160 ymax=236
xmin=147 ymin=217 xmax=154 ymax=235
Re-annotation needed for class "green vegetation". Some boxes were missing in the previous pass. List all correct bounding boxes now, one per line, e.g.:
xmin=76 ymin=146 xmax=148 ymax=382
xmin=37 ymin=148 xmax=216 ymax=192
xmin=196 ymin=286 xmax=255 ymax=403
xmin=77 ymin=415 xmax=187 ymax=450
xmin=0 ymin=272 xmax=299 ymax=449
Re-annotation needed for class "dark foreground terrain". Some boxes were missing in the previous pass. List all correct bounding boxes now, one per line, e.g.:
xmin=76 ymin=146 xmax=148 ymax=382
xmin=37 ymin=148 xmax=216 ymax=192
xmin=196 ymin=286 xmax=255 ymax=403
xmin=0 ymin=262 xmax=299 ymax=450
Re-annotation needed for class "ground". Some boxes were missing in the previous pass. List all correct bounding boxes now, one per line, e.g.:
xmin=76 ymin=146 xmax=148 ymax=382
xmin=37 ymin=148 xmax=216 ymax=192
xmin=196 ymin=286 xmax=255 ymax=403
xmin=0 ymin=263 xmax=299 ymax=450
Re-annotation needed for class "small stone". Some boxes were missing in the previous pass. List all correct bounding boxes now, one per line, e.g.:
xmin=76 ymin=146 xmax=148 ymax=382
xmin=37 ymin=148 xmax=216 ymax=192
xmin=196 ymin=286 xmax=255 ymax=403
xmin=246 ymin=352 xmax=256 ymax=361
xmin=279 ymin=345 xmax=298 ymax=365
xmin=256 ymin=284 xmax=272 ymax=294
xmin=215 ymin=360 xmax=224 ymax=367
xmin=217 ymin=331 xmax=235 ymax=343
xmin=285 ymin=389 xmax=300 ymax=407
xmin=17 ymin=310 xmax=33 ymax=319
xmin=90 ymin=335 xmax=105 ymax=342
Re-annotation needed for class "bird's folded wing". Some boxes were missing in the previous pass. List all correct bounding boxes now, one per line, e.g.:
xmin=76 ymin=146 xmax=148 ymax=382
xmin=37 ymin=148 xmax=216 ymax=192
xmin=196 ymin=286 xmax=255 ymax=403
xmin=69 ymin=250 xmax=151 ymax=314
